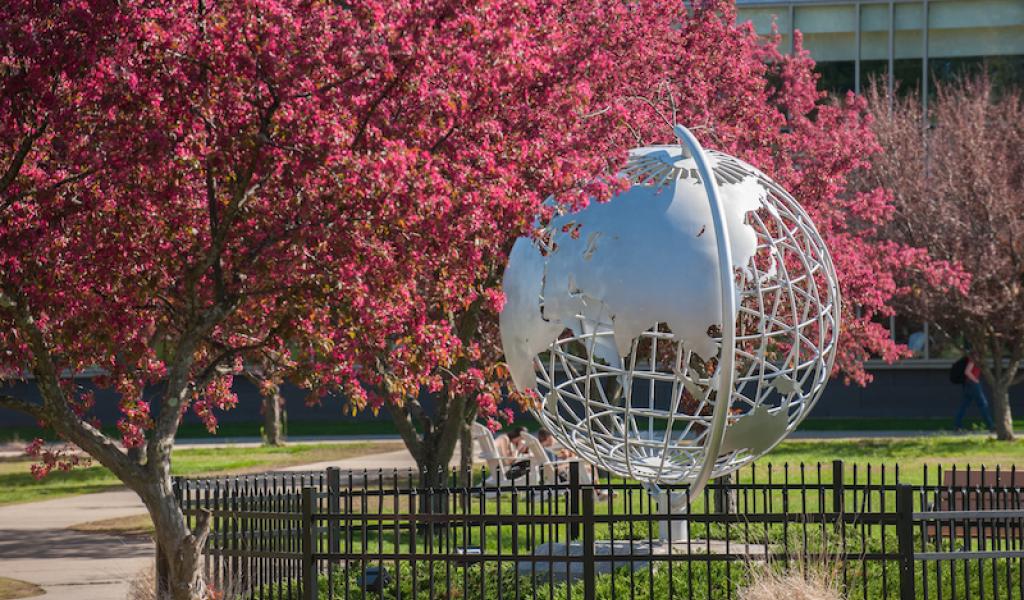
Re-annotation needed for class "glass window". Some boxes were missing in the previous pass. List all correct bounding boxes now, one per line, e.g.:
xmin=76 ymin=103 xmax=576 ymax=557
xmin=928 ymin=325 xmax=964 ymax=360
xmin=929 ymin=55 xmax=1024 ymax=96
xmin=816 ymin=61 xmax=856 ymax=95
xmin=927 ymin=0 xmax=1024 ymax=95
xmin=894 ymin=2 xmax=925 ymax=95
xmin=893 ymin=316 xmax=927 ymax=358
xmin=861 ymin=59 xmax=890 ymax=91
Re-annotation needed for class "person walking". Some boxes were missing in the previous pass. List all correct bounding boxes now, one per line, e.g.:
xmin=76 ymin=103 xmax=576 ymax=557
xmin=952 ymin=353 xmax=996 ymax=432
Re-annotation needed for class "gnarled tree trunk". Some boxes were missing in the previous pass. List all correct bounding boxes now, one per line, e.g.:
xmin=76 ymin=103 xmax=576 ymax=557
xmin=713 ymin=473 xmax=737 ymax=514
xmin=387 ymin=394 xmax=478 ymax=516
xmin=147 ymin=479 xmax=210 ymax=600
xmin=978 ymin=339 xmax=1020 ymax=442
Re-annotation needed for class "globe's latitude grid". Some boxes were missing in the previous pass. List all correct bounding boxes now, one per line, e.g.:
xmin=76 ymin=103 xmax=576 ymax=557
xmin=503 ymin=128 xmax=841 ymax=498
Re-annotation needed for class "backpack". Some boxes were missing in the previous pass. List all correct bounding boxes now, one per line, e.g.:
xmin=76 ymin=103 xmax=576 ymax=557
xmin=949 ymin=356 xmax=968 ymax=384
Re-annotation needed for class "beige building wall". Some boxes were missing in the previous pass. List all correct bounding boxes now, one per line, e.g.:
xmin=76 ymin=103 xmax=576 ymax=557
xmin=738 ymin=0 xmax=1024 ymax=61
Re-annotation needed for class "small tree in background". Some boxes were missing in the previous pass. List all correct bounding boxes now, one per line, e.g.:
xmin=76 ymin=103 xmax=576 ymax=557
xmin=862 ymin=76 xmax=1023 ymax=440
xmin=610 ymin=24 xmax=962 ymax=386
xmin=243 ymin=357 xmax=291 ymax=446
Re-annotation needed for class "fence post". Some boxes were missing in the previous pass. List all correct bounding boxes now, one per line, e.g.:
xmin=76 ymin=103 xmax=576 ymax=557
xmin=301 ymin=487 xmax=317 ymax=600
xmin=569 ymin=461 xmax=581 ymax=540
xmin=896 ymin=484 xmax=916 ymax=600
xmin=582 ymin=490 xmax=596 ymax=600
xmin=832 ymin=460 xmax=845 ymax=515
xmin=327 ymin=467 xmax=341 ymax=566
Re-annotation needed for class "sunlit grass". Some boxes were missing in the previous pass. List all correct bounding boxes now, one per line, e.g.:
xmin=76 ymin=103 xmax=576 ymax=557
xmin=0 ymin=441 xmax=403 ymax=506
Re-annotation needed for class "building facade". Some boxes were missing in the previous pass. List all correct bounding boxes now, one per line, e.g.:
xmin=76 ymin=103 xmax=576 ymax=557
xmin=736 ymin=0 xmax=1024 ymax=421
xmin=737 ymin=0 xmax=1024 ymax=97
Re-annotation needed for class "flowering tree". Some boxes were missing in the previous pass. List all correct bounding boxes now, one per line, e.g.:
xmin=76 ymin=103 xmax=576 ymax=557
xmin=861 ymin=77 xmax=1021 ymax=440
xmin=0 ymin=0 xmax=694 ymax=595
xmin=2 ymin=1 xmax=375 ymax=595
xmin=1 ymin=1 xmax=958 ymax=597
xmin=350 ymin=1 xmax=963 ymax=483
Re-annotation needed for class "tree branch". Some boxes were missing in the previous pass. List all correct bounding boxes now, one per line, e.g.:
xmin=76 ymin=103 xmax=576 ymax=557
xmin=350 ymin=60 xmax=414 ymax=151
xmin=433 ymin=394 xmax=467 ymax=471
xmin=10 ymin=168 xmax=98 ymax=205
xmin=0 ymin=394 xmax=45 ymax=420
xmin=194 ymin=322 xmax=290 ymax=385
xmin=147 ymin=302 xmax=235 ymax=473
xmin=2 ymin=288 xmax=144 ymax=484
xmin=386 ymin=401 xmax=423 ymax=459
xmin=0 ymin=122 xmax=47 ymax=194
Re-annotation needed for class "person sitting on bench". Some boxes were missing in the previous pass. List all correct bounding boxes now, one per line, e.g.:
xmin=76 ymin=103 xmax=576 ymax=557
xmin=493 ymin=426 xmax=527 ymax=468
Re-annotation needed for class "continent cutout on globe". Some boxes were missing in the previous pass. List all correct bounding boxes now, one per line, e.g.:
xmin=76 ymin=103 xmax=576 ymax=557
xmin=500 ymin=145 xmax=765 ymax=392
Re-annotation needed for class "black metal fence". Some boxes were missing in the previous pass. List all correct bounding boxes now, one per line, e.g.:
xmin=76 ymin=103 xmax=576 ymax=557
xmin=172 ymin=462 xmax=1024 ymax=600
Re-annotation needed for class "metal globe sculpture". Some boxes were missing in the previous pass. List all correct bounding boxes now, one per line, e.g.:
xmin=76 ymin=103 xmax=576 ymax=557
xmin=499 ymin=125 xmax=840 ymax=501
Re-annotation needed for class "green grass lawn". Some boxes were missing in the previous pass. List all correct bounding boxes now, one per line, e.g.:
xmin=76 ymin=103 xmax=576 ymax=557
xmin=756 ymin=434 xmax=1024 ymax=483
xmin=5 ymin=433 xmax=1013 ymax=600
xmin=4 ymin=434 xmax=1017 ymax=508
xmin=239 ymin=435 xmax=1024 ymax=600
xmin=0 ymin=415 xmax=1013 ymax=445
xmin=0 ymin=441 xmax=403 ymax=506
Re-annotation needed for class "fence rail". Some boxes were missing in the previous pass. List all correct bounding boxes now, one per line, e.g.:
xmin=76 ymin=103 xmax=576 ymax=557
xmin=171 ymin=461 xmax=1024 ymax=600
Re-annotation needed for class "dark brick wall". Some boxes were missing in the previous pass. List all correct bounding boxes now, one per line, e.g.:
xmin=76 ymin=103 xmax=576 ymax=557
xmin=2 ymin=366 xmax=1021 ymax=428
xmin=811 ymin=366 xmax=1024 ymax=420
xmin=0 ymin=377 xmax=360 ymax=428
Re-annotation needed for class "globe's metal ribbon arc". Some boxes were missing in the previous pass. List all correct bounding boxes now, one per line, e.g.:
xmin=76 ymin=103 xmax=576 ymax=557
xmin=672 ymin=124 xmax=734 ymax=502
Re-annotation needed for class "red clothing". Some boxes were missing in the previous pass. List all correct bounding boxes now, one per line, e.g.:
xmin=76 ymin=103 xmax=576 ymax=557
xmin=965 ymin=358 xmax=982 ymax=383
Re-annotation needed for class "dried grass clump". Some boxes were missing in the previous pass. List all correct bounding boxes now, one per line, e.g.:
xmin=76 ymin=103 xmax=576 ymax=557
xmin=127 ymin=566 xmax=161 ymax=600
xmin=738 ymin=567 xmax=844 ymax=600
xmin=126 ymin=566 xmax=245 ymax=600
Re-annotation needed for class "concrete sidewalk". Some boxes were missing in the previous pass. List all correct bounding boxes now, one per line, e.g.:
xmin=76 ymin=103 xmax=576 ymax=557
xmin=789 ymin=429 xmax=986 ymax=439
xmin=0 ymin=489 xmax=151 ymax=600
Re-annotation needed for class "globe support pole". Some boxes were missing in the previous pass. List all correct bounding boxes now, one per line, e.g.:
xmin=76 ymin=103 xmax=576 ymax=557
xmin=670 ymin=124 xmax=736 ymax=522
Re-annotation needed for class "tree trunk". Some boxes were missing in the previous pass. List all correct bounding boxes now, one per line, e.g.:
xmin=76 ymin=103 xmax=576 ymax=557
xmin=713 ymin=473 xmax=737 ymax=514
xmin=458 ymin=420 xmax=473 ymax=488
xmin=991 ymin=382 xmax=1016 ymax=441
xmin=415 ymin=445 xmax=450 ymax=488
xmin=411 ymin=443 xmax=452 ymax=538
xmin=142 ymin=477 xmax=210 ymax=600
xmin=262 ymin=391 xmax=285 ymax=446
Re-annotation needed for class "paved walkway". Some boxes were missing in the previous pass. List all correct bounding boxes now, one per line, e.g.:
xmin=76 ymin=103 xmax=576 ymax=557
xmin=0 ymin=489 xmax=152 ymax=600
xmin=790 ymin=429 xmax=983 ymax=439
xmin=0 ymin=444 xmax=452 ymax=600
